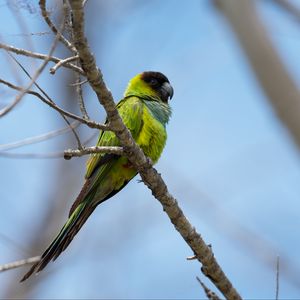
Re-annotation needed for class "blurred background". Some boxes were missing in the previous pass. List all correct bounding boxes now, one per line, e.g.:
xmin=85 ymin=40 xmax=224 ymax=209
xmin=1 ymin=0 xmax=300 ymax=298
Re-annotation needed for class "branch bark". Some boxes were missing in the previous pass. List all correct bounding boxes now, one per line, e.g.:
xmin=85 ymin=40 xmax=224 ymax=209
xmin=0 ymin=43 xmax=84 ymax=75
xmin=67 ymin=1 xmax=241 ymax=299
xmin=0 ymin=257 xmax=40 ymax=273
xmin=39 ymin=0 xmax=77 ymax=53
xmin=0 ymin=78 xmax=109 ymax=131
xmin=64 ymin=146 xmax=123 ymax=159
xmin=0 ymin=26 xmax=61 ymax=117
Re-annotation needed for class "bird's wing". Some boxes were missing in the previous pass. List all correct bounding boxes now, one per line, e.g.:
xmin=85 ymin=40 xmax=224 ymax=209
xmin=85 ymin=96 xmax=143 ymax=179
xmin=68 ymin=96 xmax=144 ymax=216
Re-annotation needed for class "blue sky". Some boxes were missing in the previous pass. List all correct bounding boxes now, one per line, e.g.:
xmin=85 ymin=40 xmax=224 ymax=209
xmin=1 ymin=0 xmax=300 ymax=298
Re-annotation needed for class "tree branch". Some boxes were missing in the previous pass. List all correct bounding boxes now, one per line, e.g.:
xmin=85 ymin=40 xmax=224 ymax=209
xmin=49 ymin=55 xmax=79 ymax=74
xmin=0 ymin=43 xmax=84 ymax=75
xmin=64 ymin=146 xmax=123 ymax=159
xmin=0 ymin=131 xmax=98 ymax=160
xmin=39 ymin=0 xmax=77 ymax=53
xmin=0 ymin=78 xmax=109 ymax=131
xmin=196 ymin=276 xmax=221 ymax=300
xmin=0 ymin=256 xmax=40 ymax=273
xmin=0 ymin=24 xmax=62 ymax=117
xmin=67 ymin=1 xmax=241 ymax=299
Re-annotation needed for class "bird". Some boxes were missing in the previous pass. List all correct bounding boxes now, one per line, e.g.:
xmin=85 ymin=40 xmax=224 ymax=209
xmin=21 ymin=71 xmax=173 ymax=281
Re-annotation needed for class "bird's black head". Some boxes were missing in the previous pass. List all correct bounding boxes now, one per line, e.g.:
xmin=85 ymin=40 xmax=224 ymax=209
xmin=140 ymin=71 xmax=174 ymax=102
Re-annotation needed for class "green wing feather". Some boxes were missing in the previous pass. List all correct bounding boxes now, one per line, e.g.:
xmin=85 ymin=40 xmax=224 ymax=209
xmin=85 ymin=97 xmax=143 ymax=178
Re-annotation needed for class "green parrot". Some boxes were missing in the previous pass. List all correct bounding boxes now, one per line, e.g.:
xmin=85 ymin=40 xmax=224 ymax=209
xmin=21 ymin=71 xmax=173 ymax=281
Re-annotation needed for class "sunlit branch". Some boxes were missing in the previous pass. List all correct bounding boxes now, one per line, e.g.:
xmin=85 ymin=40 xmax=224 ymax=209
xmin=0 ymin=257 xmax=41 ymax=273
xmin=64 ymin=146 xmax=123 ymax=160
xmin=196 ymin=276 xmax=220 ymax=300
xmin=69 ymin=78 xmax=88 ymax=86
xmin=0 ymin=23 xmax=62 ymax=117
xmin=39 ymin=0 xmax=76 ymax=53
xmin=8 ymin=52 xmax=83 ymax=150
xmin=0 ymin=43 xmax=84 ymax=75
xmin=0 ymin=151 xmax=64 ymax=159
xmin=0 ymin=78 xmax=109 ymax=131
xmin=49 ymin=55 xmax=79 ymax=74
xmin=75 ymin=72 xmax=89 ymax=119
xmin=0 ymin=131 xmax=98 ymax=160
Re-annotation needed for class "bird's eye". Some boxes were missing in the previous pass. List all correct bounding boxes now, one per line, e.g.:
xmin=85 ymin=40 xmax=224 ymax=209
xmin=149 ymin=78 xmax=158 ymax=86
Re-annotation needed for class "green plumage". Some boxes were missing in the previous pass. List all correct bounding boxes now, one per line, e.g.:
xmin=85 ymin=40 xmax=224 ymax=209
xmin=21 ymin=71 xmax=173 ymax=281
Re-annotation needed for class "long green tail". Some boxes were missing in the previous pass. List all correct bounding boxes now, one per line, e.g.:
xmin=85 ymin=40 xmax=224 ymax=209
xmin=20 ymin=201 xmax=95 ymax=282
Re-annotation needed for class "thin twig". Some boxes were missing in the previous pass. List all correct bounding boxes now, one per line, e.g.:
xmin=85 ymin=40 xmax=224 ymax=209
xmin=196 ymin=276 xmax=221 ymax=300
xmin=186 ymin=255 xmax=197 ymax=260
xmin=0 ymin=22 xmax=62 ymax=117
xmin=0 ymin=121 xmax=80 ymax=151
xmin=68 ymin=1 xmax=241 ymax=299
xmin=7 ymin=37 xmax=83 ymax=149
xmin=75 ymin=73 xmax=89 ymax=119
xmin=0 ymin=151 xmax=64 ymax=159
xmin=0 ymin=131 xmax=98 ymax=160
xmin=49 ymin=55 xmax=79 ymax=74
xmin=0 ymin=78 xmax=109 ymax=130
xmin=276 ymin=256 xmax=280 ymax=300
xmin=0 ymin=43 xmax=84 ymax=75
xmin=69 ymin=78 xmax=88 ymax=86
xmin=68 ymin=0 xmax=89 ymax=119
xmin=0 ymin=256 xmax=40 ymax=273
xmin=63 ymin=146 xmax=123 ymax=160
xmin=39 ymin=0 xmax=76 ymax=53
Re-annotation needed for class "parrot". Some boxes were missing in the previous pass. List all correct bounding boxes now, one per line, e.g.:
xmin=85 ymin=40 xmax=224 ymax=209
xmin=21 ymin=71 xmax=173 ymax=281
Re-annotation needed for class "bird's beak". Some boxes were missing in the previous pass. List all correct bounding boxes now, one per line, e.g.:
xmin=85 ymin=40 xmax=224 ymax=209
xmin=161 ymin=82 xmax=174 ymax=100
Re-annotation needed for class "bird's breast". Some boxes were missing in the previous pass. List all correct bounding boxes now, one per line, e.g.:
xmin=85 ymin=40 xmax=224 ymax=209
xmin=136 ymin=105 xmax=167 ymax=163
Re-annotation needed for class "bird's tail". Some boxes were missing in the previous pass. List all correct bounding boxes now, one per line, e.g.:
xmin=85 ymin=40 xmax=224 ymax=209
xmin=20 ymin=201 xmax=96 ymax=282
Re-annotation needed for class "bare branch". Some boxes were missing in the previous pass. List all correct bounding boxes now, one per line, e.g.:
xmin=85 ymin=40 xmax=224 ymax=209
xmin=0 ymin=23 xmax=62 ymax=117
xmin=49 ymin=55 xmax=79 ymax=74
xmin=0 ymin=78 xmax=109 ymax=131
xmin=0 ymin=151 xmax=64 ymax=159
xmin=63 ymin=146 xmax=123 ymax=160
xmin=75 ymin=73 xmax=89 ymax=119
xmin=0 ymin=131 xmax=98 ymax=160
xmin=196 ymin=276 xmax=221 ymax=300
xmin=68 ymin=1 xmax=241 ymax=299
xmin=39 ymin=0 xmax=76 ymax=53
xmin=0 ymin=256 xmax=40 ymax=273
xmin=0 ymin=43 xmax=84 ymax=75
xmin=69 ymin=78 xmax=88 ymax=86
xmin=186 ymin=255 xmax=197 ymax=260
xmin=8 ymin=52 xmax=83 ymax=150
